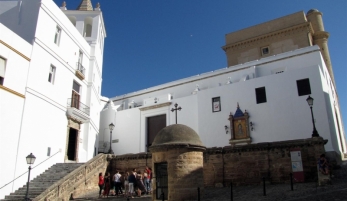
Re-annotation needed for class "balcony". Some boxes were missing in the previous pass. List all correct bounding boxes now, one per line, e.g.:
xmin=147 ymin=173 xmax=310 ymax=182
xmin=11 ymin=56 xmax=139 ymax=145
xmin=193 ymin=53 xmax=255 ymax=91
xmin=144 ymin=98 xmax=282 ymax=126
xmin=66 ymin=98 xmax=90 ymax=123
xmin=75 ymin=62 xmax=85 ymax=80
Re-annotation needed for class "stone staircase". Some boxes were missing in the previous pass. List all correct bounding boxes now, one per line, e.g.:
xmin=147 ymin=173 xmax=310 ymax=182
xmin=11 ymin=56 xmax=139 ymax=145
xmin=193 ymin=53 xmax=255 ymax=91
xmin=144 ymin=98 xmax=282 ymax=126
xmin=2 ymin=163 xmax=84 ymax=201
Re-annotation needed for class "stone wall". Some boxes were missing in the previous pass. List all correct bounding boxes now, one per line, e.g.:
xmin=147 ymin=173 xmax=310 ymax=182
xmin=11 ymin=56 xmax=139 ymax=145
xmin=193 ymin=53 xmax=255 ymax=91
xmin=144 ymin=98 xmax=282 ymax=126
xmin=108 ymin=138 xmax=326 ymax=187
xmin=108 ymin=152 xmax=152 ymax=176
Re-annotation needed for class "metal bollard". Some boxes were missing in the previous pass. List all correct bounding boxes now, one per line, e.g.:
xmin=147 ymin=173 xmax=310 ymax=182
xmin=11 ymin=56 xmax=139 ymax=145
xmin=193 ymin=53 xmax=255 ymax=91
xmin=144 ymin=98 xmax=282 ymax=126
xmin=161 ymin=192 xmax=164 ymax=201
xmin=263 ymin=177 xmax=266 ymax=196
xmin=197 ymin=187 xmax=200 ymax=201
xmin=290 ymin=173 xmax=293 ymax=191
xmin=230 ymin=182 xmax=233 ymax=201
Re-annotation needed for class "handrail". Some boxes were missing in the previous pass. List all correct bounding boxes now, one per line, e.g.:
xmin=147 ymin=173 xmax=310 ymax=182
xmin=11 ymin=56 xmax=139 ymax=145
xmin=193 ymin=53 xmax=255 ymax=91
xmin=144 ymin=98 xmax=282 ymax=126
xmin=0 ymin=150 xmax=61 ymax=190
xmin=33 ymin=154 xmax=108 ymax=201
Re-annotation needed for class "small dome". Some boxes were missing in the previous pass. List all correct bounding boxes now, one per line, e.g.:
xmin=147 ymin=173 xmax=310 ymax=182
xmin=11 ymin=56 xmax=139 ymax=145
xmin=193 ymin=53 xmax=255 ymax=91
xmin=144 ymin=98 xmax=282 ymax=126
xmin=307 ymin=9 xmax=319 ymax=15
xmin=151 ymin=124 xmax=204 ymax=147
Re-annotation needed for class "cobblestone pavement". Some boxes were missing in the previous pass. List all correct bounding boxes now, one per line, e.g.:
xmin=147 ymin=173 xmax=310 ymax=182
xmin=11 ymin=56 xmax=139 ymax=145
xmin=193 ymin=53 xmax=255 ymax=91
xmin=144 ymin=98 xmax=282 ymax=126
xmin=76 ymin=162 xmax=347 ymax=201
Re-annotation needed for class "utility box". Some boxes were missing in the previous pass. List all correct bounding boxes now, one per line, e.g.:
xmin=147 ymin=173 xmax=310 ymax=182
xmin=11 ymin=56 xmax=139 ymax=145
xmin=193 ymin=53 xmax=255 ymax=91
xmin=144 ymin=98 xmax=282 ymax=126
xmin=290 ymin=149 xmax=305 ymax=182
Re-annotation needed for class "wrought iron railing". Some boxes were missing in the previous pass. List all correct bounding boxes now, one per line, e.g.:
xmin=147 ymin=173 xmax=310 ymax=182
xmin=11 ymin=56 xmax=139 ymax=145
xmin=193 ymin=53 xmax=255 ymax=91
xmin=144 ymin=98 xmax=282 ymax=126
xmin=67 ymin=98 xmax=90 ymax=115
xmin=76 ymin=62 xmax=85 ymax=75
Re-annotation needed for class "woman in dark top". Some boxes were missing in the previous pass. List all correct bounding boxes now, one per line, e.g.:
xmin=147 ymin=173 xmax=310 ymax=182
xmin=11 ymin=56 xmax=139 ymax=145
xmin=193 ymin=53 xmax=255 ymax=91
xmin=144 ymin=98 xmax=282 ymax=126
xmin=103 ymin=172 xmax=111 ymax=197
xmin=136 ymin=170 xmax=146 ymax=196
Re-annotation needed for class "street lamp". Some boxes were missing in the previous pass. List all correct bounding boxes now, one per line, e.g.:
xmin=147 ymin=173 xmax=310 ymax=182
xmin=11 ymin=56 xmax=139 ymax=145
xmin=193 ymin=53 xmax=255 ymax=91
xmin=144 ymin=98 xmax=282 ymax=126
xmin=108 ymin=123 xmax=115 ymax=154
xmin=25 ymin=153 xmax=36 ymax=201
xmin=306 ymin=96 xmax=320 ymax=137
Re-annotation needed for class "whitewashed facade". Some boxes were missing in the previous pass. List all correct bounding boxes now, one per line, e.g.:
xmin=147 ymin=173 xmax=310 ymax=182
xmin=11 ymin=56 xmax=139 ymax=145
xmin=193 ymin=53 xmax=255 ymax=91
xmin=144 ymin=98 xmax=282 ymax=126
xmin=0 ymin=0 xmax=105 ymax=198
xmin=100 ymin=45 xmax=346 ymax=161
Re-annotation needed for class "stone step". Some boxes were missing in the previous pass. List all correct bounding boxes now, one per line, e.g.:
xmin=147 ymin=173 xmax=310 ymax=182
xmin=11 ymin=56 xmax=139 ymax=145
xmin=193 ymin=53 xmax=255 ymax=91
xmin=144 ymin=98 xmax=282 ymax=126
xmin=13 ymin=187 xmax=48 ymax=193
xmin=5 ymin=194 xmax=39 ymax=200
xmin=31 ymin=178 xmax=60 ymax=182
xmin=2 ymin=163 xmax=85 ymax=200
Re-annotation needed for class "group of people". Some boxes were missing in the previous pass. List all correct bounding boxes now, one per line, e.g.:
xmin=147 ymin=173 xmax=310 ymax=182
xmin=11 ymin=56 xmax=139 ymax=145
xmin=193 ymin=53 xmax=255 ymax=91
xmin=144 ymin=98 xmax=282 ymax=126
xmin=98 ymin=166 xmax=152 ymax=198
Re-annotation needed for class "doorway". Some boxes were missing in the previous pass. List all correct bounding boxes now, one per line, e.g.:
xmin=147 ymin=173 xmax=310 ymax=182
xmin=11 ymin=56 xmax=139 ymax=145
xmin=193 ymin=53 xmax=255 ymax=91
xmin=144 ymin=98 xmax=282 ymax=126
xmin=147 ymin=114 xmax=166 ymax=151
xmin=67 ymin=128 xmax=78 ymax=161
xmin=155 ymin=162 xmax=168 ymax=200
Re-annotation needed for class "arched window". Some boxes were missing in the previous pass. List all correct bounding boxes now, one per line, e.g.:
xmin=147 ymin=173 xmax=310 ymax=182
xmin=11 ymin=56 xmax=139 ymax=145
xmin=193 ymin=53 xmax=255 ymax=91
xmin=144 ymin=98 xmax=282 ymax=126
xmin=83 ymin=17 xmax=93 ymax=37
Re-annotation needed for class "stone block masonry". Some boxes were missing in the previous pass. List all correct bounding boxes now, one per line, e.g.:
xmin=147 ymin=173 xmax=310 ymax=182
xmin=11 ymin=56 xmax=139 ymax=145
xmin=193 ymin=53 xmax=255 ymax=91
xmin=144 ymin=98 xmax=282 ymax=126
xmin=107 ymin=137 xmax=327 ymax=188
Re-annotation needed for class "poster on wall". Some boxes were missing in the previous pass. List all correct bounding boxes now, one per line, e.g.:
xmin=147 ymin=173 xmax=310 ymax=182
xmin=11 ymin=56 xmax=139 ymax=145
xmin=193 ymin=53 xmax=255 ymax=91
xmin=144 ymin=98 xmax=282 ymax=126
xmin=290 ymin=149 xmax=305 ymax=182
xmin=212 ymin=97 xmax=221 ymax=112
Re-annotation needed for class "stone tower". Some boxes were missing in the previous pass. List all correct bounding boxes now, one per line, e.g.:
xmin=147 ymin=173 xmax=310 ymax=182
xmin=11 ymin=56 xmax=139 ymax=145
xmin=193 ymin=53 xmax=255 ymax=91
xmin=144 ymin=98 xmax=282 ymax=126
xmin=222 ymin=9 xmax=335 ymax=85
xmin=306 ymin=9 xmax=334 ymax=84
xmin=149 ymin=124 xmax=206 ymax=201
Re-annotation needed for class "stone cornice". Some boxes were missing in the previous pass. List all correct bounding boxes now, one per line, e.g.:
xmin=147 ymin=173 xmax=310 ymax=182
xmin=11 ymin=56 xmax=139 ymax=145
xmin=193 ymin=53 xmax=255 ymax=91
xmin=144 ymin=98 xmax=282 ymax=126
xmin=206 ymin=137 xmax=327 ymax=154
xmin=139 ymin=102 xmax=171 ymax=111
xmin=313 ymin=31 xmax=329 ymax=40
xmin=0 ymin=40 xmax=30 ymax=61
xmin=0 ymin=85 xmax=25 ymax=98
xmin=149 ymin=143 xmax=206 ymax=152
xmin=66 ymin=107 xmax=90 ymax=123
xmin=222 ymin=22 xmax=313 ymax=52
xmin=113 ymin=152 xmax=152 ymax=161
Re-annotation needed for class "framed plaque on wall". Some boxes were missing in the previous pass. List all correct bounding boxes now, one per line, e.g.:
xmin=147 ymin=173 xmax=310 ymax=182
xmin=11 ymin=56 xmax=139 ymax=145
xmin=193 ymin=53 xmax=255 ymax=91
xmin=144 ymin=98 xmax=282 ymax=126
xmin=212 ymin=97 xmax=221 ymax=112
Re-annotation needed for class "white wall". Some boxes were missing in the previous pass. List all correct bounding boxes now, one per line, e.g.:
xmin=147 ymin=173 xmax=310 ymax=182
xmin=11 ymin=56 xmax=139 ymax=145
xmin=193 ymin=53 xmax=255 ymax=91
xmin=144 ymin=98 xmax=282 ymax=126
xmin=0 ymin=23 xmax=31 ymax=199
xmin=102 ymin=46 xmax=345 ymax=157
xmin=0 ymin=0 xmax=106 ymax=198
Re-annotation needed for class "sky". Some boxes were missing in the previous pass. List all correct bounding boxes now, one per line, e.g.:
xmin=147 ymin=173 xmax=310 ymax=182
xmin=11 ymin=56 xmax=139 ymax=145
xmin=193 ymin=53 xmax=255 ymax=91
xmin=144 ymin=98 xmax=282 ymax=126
xmin=54 ymin=0 xmax=347 ymax=129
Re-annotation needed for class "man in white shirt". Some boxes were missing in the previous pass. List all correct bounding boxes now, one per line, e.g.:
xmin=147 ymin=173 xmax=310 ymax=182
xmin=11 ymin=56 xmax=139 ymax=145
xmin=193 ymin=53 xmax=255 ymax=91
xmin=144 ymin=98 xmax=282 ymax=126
xmin=113 ymin=170 xmax=123 ymax=196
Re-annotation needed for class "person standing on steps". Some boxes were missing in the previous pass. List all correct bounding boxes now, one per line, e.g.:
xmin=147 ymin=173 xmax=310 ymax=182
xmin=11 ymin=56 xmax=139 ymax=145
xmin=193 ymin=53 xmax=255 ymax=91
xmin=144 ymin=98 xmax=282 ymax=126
xmin=128 ymin=170 xmax=136 ymax=198
xmin=98 ymin=172 xmax=104 ymax=198
xmin=144 ymin=166 xmax=152 ymax=194
xmin=103 ymin=172 xmax=111 ymax=197
xmin=114 ymin=170 xmax=123 ymax=196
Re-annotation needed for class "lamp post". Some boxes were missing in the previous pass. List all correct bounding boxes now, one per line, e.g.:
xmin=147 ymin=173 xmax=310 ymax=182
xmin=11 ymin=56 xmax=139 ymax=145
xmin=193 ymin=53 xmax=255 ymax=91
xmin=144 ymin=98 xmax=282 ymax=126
xmin=306 ymin=96 xmax=320 ymax=137
xmin=108 ymin=123 xmax=115 ymax=154
xmin=25 ymin=153 xmax=36 ymax=201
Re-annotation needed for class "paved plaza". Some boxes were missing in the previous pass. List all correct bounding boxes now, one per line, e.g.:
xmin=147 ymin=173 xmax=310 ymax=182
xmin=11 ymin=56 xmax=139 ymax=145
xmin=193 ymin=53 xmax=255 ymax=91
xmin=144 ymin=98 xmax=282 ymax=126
xmin=76 ymin=162 xmax=347 ymax=201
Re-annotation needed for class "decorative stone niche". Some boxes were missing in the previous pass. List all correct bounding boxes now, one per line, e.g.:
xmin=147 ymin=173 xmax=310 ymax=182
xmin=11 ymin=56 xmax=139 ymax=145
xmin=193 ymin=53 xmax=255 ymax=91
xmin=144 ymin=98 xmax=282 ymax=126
xmin=228 ymin=103 xmax=252 ymax=146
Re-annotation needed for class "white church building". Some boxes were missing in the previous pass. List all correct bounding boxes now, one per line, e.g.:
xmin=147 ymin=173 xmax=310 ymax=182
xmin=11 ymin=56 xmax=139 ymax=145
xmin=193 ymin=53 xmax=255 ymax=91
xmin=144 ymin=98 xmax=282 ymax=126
xmin=99 ymin=10 xmax=346 ymax=161
xmin=0 ymin=0 xmax=345 ymax=199
xmin=0 ymin=0 xmax=105 ymax=198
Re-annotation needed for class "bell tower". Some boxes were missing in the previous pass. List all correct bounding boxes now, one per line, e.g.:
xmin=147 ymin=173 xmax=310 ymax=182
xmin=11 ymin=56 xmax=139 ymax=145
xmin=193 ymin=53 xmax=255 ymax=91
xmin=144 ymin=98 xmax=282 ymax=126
xmin=306 ymin=9 xmax=335 ymax=85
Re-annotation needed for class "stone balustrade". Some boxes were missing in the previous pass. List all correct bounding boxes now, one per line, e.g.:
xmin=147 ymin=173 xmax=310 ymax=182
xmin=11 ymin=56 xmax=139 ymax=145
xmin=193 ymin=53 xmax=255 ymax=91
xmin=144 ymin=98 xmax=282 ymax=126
xmin=33 ymin=154 xmax=109 ymax=201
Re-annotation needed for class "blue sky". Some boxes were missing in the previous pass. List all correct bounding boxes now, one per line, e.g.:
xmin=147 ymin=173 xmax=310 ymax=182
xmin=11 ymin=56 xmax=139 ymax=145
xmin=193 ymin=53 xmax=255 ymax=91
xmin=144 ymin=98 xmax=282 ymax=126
xmin=54 ymin=0 xmax=347 ymax=129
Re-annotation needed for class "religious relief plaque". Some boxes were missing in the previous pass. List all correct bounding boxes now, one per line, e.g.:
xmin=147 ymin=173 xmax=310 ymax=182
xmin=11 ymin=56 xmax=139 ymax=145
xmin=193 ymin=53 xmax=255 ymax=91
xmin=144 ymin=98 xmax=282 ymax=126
xmin=228 ymin=103 xmax=252 ymax=146
xmin=234 ymin=120 xmax=247 ymax=139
